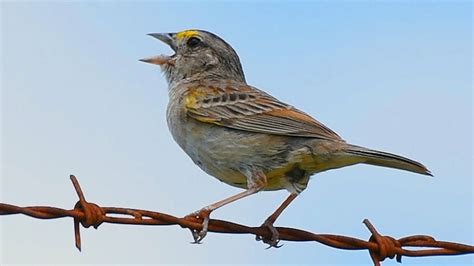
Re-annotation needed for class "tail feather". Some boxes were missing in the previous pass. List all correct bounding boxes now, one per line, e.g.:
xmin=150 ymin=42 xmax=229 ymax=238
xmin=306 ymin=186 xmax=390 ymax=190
xmin=344 ymin=144 xmax=432 ymax=176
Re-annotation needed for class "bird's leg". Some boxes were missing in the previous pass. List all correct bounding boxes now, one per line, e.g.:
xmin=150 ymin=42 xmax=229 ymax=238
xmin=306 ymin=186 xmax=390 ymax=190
xmin=186 ymin=188 xmax=260 ymax=243
xmin=186 ymin=169 xmax=267 ymax=243
xmin=256 ymin=193 xmax=298 ymax=248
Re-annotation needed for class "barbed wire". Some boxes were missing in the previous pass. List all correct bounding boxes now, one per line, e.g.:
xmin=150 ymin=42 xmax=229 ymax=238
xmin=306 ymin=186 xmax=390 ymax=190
xmin=1 ymin=175 xmax=472 ymax=265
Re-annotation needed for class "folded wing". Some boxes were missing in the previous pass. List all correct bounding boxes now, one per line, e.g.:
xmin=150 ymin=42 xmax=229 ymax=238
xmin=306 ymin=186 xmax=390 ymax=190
xmin=185 ymin=83 xmax=343 ymax=141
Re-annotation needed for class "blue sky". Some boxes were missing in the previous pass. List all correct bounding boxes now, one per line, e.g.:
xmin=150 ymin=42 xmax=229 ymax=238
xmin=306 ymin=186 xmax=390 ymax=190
xmin=1 ymin=1 xmax=472 ymax=265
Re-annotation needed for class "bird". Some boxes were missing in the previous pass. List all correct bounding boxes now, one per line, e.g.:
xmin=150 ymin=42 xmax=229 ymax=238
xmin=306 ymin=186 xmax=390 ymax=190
xmin=140 ymin=29 xmax=431 ymax=247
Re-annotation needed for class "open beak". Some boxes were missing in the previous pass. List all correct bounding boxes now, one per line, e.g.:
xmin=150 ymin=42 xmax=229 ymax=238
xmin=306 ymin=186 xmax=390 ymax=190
xmin=140 ymin=33 xmax=177 ymax=66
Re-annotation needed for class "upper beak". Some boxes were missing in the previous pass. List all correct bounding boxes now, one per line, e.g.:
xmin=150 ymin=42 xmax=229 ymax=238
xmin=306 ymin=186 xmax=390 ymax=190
xmin=140 ymin=33 xmax=177 ymax=66
xmin=147 ymin=33 xmax=177 ymax=51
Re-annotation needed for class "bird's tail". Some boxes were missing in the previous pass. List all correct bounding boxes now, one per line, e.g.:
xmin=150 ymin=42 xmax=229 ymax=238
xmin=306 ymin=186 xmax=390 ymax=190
xmin=342 ymin=144 xmax=432 ymax=176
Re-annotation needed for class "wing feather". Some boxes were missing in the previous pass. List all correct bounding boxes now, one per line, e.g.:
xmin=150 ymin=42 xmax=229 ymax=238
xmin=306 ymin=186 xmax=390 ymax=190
xmin=185 ymin=83 xmax=342 ymax=141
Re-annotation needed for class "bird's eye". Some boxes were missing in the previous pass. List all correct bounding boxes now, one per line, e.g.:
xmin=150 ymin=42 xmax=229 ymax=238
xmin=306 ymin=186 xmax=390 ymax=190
xmin=187 ymin=37 xmax=201 ymax=48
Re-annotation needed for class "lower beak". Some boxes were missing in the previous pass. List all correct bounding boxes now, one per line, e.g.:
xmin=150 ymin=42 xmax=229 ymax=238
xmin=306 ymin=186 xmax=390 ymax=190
xmin=139 ymin=56 xmax=174 ymax=66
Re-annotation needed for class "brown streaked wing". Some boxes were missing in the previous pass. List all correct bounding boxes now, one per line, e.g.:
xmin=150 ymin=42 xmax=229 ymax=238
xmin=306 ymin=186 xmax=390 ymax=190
xmin=185 ymin=84 xmax=343 ymax=141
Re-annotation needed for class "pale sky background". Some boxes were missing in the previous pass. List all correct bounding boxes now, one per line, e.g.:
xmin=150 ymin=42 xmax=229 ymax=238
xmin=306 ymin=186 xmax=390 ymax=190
xmin=1 ymin=1 xmax=472 ymax=265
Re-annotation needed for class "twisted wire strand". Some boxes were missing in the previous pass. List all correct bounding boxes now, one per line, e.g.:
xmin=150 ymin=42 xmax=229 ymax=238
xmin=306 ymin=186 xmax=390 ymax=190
xmin=1 ymin=175 xmax=472 ymax=265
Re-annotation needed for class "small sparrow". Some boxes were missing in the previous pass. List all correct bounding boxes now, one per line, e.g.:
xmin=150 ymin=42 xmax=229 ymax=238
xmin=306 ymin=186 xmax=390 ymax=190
xmin=141 ymin=30 xmax=431 ymax=246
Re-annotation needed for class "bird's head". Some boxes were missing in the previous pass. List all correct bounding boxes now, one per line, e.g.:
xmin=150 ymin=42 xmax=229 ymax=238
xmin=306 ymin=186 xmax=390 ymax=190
xmin=141 ymin=30 xmax=246 ymax=85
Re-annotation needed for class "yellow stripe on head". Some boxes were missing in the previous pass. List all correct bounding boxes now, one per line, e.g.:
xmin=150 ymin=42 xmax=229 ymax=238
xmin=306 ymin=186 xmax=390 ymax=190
xmin=176 ymin=30 xmax=199 ymax=39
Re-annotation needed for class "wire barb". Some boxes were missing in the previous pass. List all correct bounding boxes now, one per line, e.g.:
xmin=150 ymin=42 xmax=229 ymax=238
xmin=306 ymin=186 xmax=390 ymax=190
xmin=70 ymin=175 xmax=105 ymax=250
xmin=364 ymin=219 xmax=402 ymax=265
xmin=1 ymin=175 xmax=473 ymax=265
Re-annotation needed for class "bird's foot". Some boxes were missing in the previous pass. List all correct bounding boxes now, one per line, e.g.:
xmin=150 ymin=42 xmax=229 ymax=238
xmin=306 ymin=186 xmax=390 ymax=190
xmin=184 ymin=208 xmax=211 ymax=244
xmin=256 ymin=219 xmax=283 ymax=248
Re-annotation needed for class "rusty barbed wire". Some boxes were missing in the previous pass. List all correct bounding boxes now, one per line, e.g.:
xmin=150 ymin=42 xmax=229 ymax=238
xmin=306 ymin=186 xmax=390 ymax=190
xmin=1 ymin=175 xmax=472 ymax=265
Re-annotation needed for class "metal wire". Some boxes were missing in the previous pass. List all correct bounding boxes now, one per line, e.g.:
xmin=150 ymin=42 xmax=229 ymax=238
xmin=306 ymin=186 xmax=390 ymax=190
xmin=1 ymin=175 xmax=472 ymax=265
